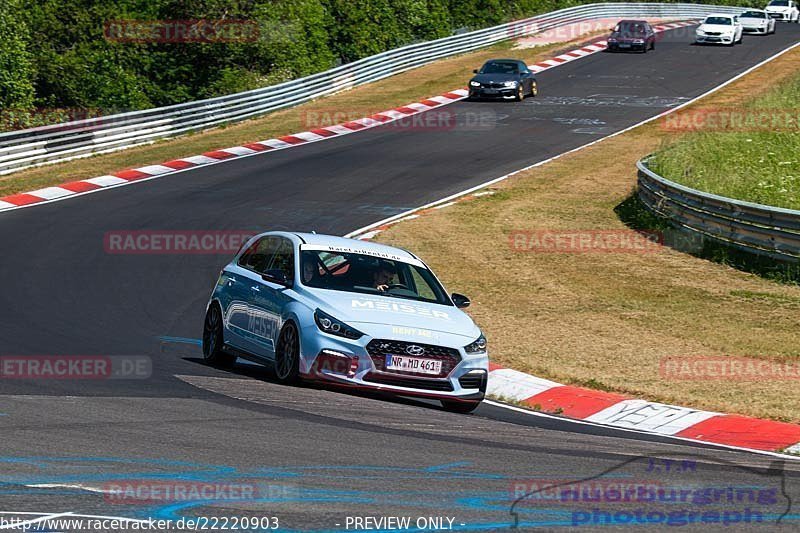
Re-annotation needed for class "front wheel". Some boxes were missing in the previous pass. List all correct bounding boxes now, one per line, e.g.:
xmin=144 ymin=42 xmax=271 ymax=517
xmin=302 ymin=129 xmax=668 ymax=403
xmin=441 ymin=400 xmax=482 ymax=414
xmin=203 ymin=304 xmax=235 ymax=368
xmin=530 ymin=81 xmax=538 ymax=97
xmin=274 ymin=322 xmax=300 ymax=384
xmin=514 ymin=85 xmax=524 ymax=102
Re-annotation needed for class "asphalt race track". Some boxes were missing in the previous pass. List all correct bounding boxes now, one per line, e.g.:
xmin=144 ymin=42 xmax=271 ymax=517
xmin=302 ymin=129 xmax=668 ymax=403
xmin=1 ymin=25 xmax=800 ymax=530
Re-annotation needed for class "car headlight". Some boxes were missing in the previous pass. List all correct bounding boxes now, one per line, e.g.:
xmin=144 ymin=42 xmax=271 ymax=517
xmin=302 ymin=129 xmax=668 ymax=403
xmin=502 ymin=81 xmax=518 ymax=88
xmin=633 ymin=39 xmax=644 ymax=43
xmin=469 ymin=80 xmax=481 ymax=87
xmin=314 ymin=309 xmax=364 ymax=340
xmin=696 ymin=29 xmax=705 ymax=35
xmin=464 ymin=333 xmax=487 ymax=354
xmin=608 ymin=37 xmax=617 ymax=42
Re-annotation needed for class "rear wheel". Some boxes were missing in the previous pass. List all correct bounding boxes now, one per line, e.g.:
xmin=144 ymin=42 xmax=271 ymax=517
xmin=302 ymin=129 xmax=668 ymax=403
xmin=203 ymin=304 xmax=235 ymax=368
xmin=530 ymin=81 xmax=538 ymax=97
xmin=274 ymin=321 xmax=300 ymax=384
xmin=441 ymin=400 xmax=482 ymax=414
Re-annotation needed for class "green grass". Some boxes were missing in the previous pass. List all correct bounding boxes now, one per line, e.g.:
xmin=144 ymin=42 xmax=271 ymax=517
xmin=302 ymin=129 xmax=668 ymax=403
xmin=650 ymin=73 xmax=800 ymax=210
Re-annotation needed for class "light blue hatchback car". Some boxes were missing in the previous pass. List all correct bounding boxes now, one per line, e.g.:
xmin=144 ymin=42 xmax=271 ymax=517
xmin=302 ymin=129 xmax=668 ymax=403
xmin=203 ymin=231 xmax=489 ymax=413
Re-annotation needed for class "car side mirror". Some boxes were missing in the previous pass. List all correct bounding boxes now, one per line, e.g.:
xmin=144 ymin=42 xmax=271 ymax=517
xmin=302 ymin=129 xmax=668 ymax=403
xmin=473 ymin=69 xmax=478 ymax=74
xmin=262 ymin=269 xmax=291 ymax=287
xmin=451 ymin=293 xmax=470 ymax=308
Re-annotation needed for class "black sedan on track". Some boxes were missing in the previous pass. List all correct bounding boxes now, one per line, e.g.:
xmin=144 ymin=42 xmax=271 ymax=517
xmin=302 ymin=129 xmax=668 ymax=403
xmin=606 ymin=19 xmax=656 ymax=52
xmin=468 ymin=59 xmax=538 ymax=101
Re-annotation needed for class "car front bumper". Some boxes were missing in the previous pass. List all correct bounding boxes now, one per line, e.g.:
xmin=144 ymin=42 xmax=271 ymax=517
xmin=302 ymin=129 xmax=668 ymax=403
xmin=695 ymin=34 xmax=735 ymax=44
xmin=299 ymin=324 xmax=489 ymax=401
xmin=607 ymin=41 xmax=647 ymax=50
xmin=469 ymin=87 xmax=518 ymax=99
xmin=767 ymin=11 xmax=792 ymax=20
xmin=742 ymin=24 xmax=769 ymax=33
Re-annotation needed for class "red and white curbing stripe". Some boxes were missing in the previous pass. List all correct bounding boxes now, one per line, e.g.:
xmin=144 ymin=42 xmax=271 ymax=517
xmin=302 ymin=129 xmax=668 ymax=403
xmin=485 ymin=364 xmax=800 ymax=453
xmin=0 ymin=20 xmax=699 ymax=214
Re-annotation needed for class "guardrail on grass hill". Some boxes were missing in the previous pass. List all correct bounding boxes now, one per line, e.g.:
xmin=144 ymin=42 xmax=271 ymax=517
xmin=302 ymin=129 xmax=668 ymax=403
xmin=637 ymin=158 xmax=800 ymax=261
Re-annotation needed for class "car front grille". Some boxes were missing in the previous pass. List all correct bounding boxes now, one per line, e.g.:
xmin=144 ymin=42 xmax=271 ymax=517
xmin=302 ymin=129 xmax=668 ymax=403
xmin=363 ymin=373 xmax=454 ymax=392
xmin=704 ymin=31 xmax=722 ymax=36
xmin=366 ymin=339 xmax=461 ymax=378
xmin=482 ymin=82 xmax=507 ymax=89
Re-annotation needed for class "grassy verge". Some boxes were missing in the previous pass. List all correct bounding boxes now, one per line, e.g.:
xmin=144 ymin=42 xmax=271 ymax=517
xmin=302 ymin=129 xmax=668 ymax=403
xmin=0 ymin=34 xmax=609 ymax=197
xmin=650 ymin=60 xmax=800 ymax=210
xmin=376 ymin=46 xmax=800 ymax=423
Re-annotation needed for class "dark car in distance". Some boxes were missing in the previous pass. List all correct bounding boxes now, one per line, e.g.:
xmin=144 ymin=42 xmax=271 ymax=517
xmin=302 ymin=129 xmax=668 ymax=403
xmin=468 ymin=59 xmax=538 ymax=101
xmin=606 ymin=20 xmax=656 ymax=52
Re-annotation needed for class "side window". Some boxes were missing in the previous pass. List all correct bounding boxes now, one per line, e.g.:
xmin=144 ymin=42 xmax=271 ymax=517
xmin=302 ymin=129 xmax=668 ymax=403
xmin=238 ymin=237 xmax=277 ymax=273
xmin=266 ymin=238 xmax=295 ymax=282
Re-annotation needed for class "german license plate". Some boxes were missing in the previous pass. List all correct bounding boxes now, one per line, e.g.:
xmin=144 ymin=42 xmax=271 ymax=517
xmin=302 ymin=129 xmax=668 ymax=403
xmin=483 ymin=89 xmax=498 ymax=94
xmin=619 ymin=43 xmax=631 ymax=48
xmin=385 ymin=355 xmax=442 ymax=375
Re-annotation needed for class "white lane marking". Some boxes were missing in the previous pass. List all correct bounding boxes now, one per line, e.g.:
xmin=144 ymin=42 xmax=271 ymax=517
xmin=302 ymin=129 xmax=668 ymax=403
xmin=181 ymin=155 xmax=219 ymax=165
xmin=482 ymin=400 xmax=800 ymax=460
xmin=26 ymin=187 xmax=73 ymax=200
xmin=584 ymin=400 xmax=719 ymax=435
xmin=25 ymin=483 xmax=111 ymax=494
xmin=220 ymin=146 xmax=257 ymax=156
xmin=260 ymin=139 xmax=293 ymax=149
xmin=134 ymin=164 xmax=175 ymax=175
xmin=486 ymin=369 xmax=561 ymax=401
xmin=84 ymin=175 xmax=128 ymax=187
xmin=291 ymin=131 xmax=327 ymax=142
xmin=357 ymin=230 xmax=383 ymax=240
xmin=433 ymin=201 xmax=456 ymax=209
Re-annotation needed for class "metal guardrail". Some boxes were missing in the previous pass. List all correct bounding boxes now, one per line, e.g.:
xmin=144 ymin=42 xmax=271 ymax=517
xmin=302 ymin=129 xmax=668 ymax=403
xmin=637 ymin=158 xmax=800 ymax=261
xmin=0 ymin=2 xmax=743 ymax=175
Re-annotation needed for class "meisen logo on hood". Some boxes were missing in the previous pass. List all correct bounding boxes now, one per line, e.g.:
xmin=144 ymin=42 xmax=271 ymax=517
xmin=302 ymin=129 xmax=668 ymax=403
xmin=351 ymin=299 xmax=451 ymax=320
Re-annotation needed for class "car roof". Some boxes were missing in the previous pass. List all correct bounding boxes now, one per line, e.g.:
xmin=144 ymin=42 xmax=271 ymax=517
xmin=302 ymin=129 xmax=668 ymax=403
xmin=706 ymin=13 xmax=734 ymax=17
xmin=291 ymin=232 xmax=420 ymax=261
xmin=617 ymin=19 xmax=648 ymax=24
xmin=483 ymin=58 xmax=524 ymax=64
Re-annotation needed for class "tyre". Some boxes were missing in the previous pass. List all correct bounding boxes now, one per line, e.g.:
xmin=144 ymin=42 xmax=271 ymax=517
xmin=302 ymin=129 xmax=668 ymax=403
xmin=650 ymin=39 xmax=655 ymax=51
xmin=530 ymin=81 xmax=538 ymax=97
xmin=514 ymin=85 xmax=524 ymax=102
xmin=202 ymin=303 xmax=235 ymax=368
xmin=442 ymin=400 xmax=482 ymax=414
xmin=641 ymin=44 xmax=647 ymax=54
xmin=274 ymin=321 xmax=300 ymax=384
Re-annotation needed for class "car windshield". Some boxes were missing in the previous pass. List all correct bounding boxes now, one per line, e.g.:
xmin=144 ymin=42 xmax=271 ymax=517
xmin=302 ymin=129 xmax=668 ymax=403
xmin=615 ymin=22 xmax=647 ymax=35
xmin=769 ymin=0 xmax=789 ymax=5
xmin=480 ymin=61 xmax=519 ymax=74
xmin=705 ymin=17 xmax=732 ymax=25
xmin=742 ymin=11 xmax=767 ymax=17
xmin=300 ymin=250 xmax=451 ymax=305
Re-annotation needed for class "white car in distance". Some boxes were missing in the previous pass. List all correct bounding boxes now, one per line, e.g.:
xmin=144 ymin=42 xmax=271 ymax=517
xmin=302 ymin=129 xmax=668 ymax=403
xmin=695 ymin=14 xmax=744 ymax=45
xmin=765 ymin=0 xmax=800 ymax=22
xmin=740 ymin=9 xmax=777 ymax=33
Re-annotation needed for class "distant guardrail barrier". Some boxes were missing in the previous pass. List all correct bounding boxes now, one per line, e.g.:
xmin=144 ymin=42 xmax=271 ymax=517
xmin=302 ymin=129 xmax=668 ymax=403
xmin=0 ymin=3 xmax=744 ymax=175
xmin=637 ymin=158 xmax=800 ymax=261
